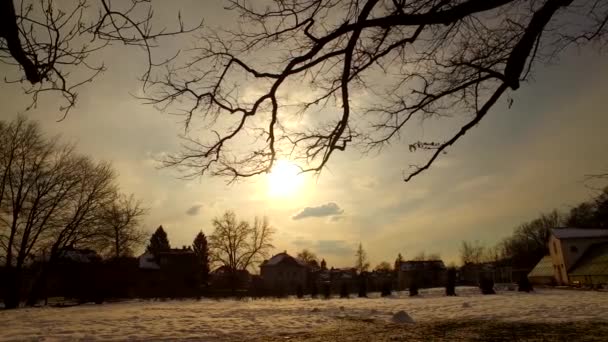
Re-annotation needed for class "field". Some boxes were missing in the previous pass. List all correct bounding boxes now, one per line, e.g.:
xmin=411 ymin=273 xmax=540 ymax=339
xmin=1 ymin=287 xmax=607 ymax=341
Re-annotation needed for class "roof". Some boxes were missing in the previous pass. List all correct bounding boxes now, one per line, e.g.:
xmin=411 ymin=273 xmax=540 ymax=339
xmin=261 ymin=252 xmax=307 ymax=268
xmin=551 ymin=228 xmax=608 ymax=240
xmin=527 ymin=256 xmax=554 ymax=278
xmin=569 ymin=243 xmax=608 ymax=277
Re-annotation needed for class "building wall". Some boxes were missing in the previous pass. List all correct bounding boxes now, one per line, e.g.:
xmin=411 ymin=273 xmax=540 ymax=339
xmin=549 ymin=235 xmax=608 ymax=285
xmin=261 ymin=265 xmax=307 ymax=294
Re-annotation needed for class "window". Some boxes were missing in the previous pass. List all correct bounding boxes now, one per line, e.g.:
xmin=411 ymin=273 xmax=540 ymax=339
xmin=570 ymin=246 xmax=578 ymax=253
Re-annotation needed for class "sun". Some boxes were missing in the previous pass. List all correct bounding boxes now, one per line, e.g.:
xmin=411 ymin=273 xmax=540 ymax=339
xmin=267 ymin=160 xmax=304 ymax=197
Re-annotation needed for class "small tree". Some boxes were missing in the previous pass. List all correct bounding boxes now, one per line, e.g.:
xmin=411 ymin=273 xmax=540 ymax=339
xmin=296 ymin=285 xmax=304 ymax=299
xmin=340 ymin=282 xmax=349 ymax=298
xmin=310 ymin=282 xmax=318 ymax=298
xmin=192 ymin=231 xmax=210 ymax=286
xmin=355 ymin=243 xmax=370 ymax=274
xmin=297 ymin=249 xmax=319 ymax=269
xmin=518 ymin=274 xmax=533 ymax=293
xmin=147 ymin=226 xmax=170 ymax=257
xmin=381 ymin=282 xmax=393 ymax=297
xmin=322 ymin=283 xmax=331 ymax=299
xmin=394 ymin=253 xmax=404 ymax=272
xmin=320 ymin=259 xmax=327 ymax=270
xmin=446 ymin=268 xmax=457 ymax=296
xmin=375 ymin=261 xmax=392 ymax=272
xmin=358 ymin=277 xmax=367 ymax=298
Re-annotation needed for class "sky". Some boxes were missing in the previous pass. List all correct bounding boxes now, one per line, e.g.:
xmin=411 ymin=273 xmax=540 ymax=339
xmin=1 ymin=1 xmax=607 ymax=269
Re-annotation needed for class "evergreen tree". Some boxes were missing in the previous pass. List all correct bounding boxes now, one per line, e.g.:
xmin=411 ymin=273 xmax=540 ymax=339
xmin=320 ymin=259 xmax=327 ymax=270
xmin=394 ymin=253 xmax=403 ymax=271
xmin=146 ymin=225 xmax=170 ymax=257
xmin=354 ymin=243 xmax=370 ymax=274
xmin=193 ymin=231 xmax=210 ymax=285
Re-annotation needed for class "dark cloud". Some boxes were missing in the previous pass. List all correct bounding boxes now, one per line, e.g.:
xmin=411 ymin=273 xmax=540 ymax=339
xmin=186 ymin=204 xmax=203 ymax=216
xmin=292 ymin=202 xmax=344 ymax=220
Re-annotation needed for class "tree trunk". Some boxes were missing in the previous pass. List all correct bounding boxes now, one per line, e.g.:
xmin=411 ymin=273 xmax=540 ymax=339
xmin=3 ymin=266 xmax=21 ymax=309
xmin=26 ymin=265 xmax=50 ymax=307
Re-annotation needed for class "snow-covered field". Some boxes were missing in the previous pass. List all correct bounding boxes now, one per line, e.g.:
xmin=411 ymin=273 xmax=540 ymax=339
xmin=1 ymin=287 xmax=607 ymax=341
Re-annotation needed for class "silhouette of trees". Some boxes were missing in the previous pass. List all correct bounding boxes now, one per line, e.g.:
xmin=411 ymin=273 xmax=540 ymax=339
xmin=141 ymin=0 xmax=608 ymax=182
xmin=296 ymin=249 xmax=319 ymax=268
xmin=460 ymin=241 xmax=486 ymax=265
xmin=0 ymin=0 xmax=202 ymax=116
xmin=320 ymin=258 xmax=327 ymax=270
xmin=374 ymin=261 xmax=392 ymax=272
xmin=354 ymin=243 xmax=370 ymax=274
xmin=98 ymin=194 xmax=147 ymax=258
xmin=413 ymin=252 xmax=441 ymax=261
xmin=498 ymin=210 xmax=561 ymax=268
xmin=565 ymin=187 xmax=608 ymax=228
xmin=209 ymin=211 xmax=274 ymax=272
xmin=394 ymin=253 xmax=404 ymax=271
xmin=0 ymin=116 xmax=138 ymax=308
xmin=192 ymin=231 xmax=210 ymax=285
xmin=147 ymin=226 xmax=170 ymax=257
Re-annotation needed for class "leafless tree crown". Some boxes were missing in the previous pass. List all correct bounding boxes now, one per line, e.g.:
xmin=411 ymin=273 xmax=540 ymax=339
xmin=143 ymin=0 xmax=607 ymax=182
xmin=0 ymin=0 xmax=202 ymax=118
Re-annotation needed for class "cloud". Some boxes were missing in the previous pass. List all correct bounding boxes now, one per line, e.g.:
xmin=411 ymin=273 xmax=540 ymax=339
xmin=292 ymin=202 xmax=344 ymax=220
xmin=290 ymin=239 xmax=354 ymax=257
xmin=314 ymin=240 xmax=354 ymax=256
xmin=186 ymin=204 xmax=203 ymax=216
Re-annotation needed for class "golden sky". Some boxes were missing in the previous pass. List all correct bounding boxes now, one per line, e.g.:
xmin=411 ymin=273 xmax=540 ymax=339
xmin=1 ymin=1 xmax=607 ymax=268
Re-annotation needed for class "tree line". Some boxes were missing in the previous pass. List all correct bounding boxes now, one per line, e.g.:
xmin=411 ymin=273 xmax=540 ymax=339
xmin=0 ymin=116 xmax=147 ymax=309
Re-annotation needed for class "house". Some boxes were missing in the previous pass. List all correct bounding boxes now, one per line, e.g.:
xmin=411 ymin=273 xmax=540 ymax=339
xmin=260 ymin=252 xmax=308 ymax=294
xmin=209 ymin=265 xmax=252 ymax=290
xmin=396 ymin=260 xmax=447 ymax=289
xmin=136 ymin=247 xmax=199 ymax=297
xmin=529 ymin=228 xmax=608 ymax=286
xmin=527 ymin=256 xmax=554 ymax=285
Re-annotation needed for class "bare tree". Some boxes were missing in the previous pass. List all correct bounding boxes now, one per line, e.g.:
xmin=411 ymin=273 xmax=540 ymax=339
xmin=374 ymin=261 xmax=392 ymax=272
xmin=141 ymin=0 xmax=608 ymax=182
xmin=208 ymin=210 xmax=274 ymax=272
xmin=0 ymin=0 xmax=202 ymax=117
xmin=0 ymin=117 xmax=81 ymax=309
xmin=412 ymin=251 xmax=441 ymax=261
xmin=460 ymin=240 xmax=485 ymax=265
xmin=296 ymin=248 xmax=319 ymax=268
xmin=0 ymin=116 xmax=138 ymax=308
xmin=98 ymin=193 xmax=147 ymax=258
xmin=354 ymin=242 xmax=370 ymax=273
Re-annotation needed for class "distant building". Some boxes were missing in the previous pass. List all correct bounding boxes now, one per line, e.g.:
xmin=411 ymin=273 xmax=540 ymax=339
xmin=260 ymin=252 xmax=308 ymax=294
xmin=528 ymin=228 xmax=608 ymax=286
xmin=209 ymin=265 xmax=252 ymax=290
xmin=396 ymin=260 xmax=446 ymax=289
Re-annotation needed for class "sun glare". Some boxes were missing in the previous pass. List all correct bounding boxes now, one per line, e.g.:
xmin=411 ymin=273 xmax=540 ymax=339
xmin=267 ymin=160 xmax=304 ymax=197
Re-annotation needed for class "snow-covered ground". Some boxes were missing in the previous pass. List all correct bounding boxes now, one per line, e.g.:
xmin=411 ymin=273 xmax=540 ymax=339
xmin=1 ymin=287 xmax=607 ymax=341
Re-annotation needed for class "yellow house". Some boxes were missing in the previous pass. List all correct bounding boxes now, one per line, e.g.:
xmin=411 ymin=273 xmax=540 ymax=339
xmin=546 ymin=228 xmax=608 ymax=285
